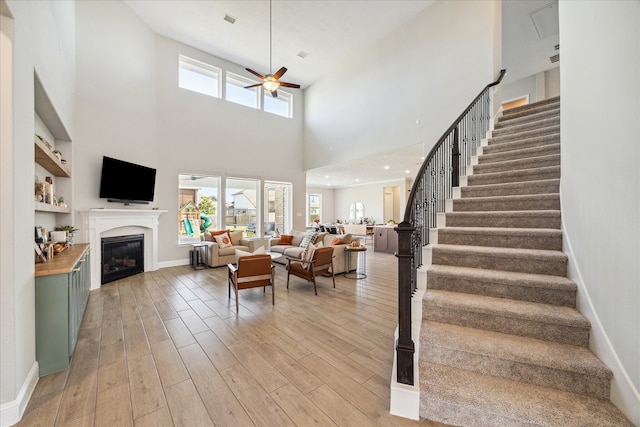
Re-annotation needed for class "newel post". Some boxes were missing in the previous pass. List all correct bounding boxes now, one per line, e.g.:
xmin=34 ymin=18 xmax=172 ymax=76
xmin=395 ymin=221 xmax=415 ymax=385
xmin=452 ymin=127 xmax=460 ymax=187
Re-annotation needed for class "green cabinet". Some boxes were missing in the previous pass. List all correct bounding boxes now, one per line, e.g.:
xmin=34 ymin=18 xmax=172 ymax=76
xmin=35 ymin=246 xmax=90 ymax=376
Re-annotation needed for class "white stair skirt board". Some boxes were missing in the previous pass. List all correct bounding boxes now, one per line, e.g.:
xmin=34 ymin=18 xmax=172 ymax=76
xmin=459 ymin=176 xmax=468 ymax=187
xmin=445 ymin=199 xmax=454 ymax=213
xmin=471 ymin=156 xmax=479 ymax=166
xmin=452 ymin=187 xmax=462 ymax=199
xmin=429 ymin=228 xmax=439 ymax=245
xmin=390 ymin=265 xmax=427 ymax=420
xmin=436 ymin=212 xmax=447 ymax=228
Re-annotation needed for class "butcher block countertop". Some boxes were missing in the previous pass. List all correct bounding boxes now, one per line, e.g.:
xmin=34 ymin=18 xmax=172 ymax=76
xmin=35 ymin=244 xmax=90 ymax=277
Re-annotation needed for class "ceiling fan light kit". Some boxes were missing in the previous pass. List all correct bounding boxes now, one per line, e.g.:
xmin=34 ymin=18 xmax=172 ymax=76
xmin=244 ymin=0 xmax=300 ymax=98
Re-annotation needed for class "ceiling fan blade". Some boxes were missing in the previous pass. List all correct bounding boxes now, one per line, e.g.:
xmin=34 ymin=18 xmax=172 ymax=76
xmin=271 ymin=90 xmax=278 ymax=98
xmin=245 ymin=68 xmax=265 ymax=79
xmin=244 ymin=83 xmax=263 ymax=89
xmin=279 ymin=82 xmax=301 ymax=89
xmin=273 ymin=66 xmax=287 ymax=79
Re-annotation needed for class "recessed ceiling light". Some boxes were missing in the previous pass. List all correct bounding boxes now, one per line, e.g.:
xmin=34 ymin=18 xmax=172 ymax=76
xmin=355 ymin=178 xmax=359 ymax=182
xmin=384 ymin=165 xmax=390 ymax=170
xmin=223 ymin=14 xmax=236 ymax=24
xmin=405 ymin=170 xmax=411 ymax=174
xmin=324 ymin=175 xmax=329 ymax=179
xmin=297 ymin=50 xmax=309 ymax=59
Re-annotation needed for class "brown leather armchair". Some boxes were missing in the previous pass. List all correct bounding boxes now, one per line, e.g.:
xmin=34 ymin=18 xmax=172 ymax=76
xmin=286 ymin=246 xmax=335 ymax=295
xmin=228 ymin=254 xmax=274 ymax=312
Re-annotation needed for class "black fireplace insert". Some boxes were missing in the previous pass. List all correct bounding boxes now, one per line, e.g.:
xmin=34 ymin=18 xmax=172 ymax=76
xmin=101 ymin=234 xmax=144 ymax=284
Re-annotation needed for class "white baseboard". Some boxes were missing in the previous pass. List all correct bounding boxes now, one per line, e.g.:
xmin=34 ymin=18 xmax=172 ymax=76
xmin=0 ymin=362 xmax=38 ymax=427
xmin=158 ymin=258 xmax=190 ymax=269
xmin=562 ymin=228 xmax=640 ymax=426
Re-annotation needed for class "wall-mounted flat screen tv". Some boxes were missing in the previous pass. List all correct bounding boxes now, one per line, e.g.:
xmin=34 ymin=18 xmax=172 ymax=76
xmin=99 ymin=156 xmax=156 ymax=205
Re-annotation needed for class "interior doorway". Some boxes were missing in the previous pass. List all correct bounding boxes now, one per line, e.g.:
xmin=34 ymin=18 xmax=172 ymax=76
xmin=383 ymin=186 xmax=401 ymax=224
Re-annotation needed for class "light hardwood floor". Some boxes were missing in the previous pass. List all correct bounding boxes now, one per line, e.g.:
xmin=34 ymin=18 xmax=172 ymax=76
xmin=18 ymin=249 xmax=447 ymax=426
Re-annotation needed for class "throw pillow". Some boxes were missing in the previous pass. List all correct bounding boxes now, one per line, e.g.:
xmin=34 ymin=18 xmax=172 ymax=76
xmin=302 ymin=242 xmax=316 ymax=267
xmin=299 ymin=231 xmax=318 ymax=249
xmin=235 ymin=246 xmax=266 ymax=265
xmin=211 ymin=229 xmax=231 ymax=242
xmin=214 ymin=233 xmax=233 ymax=248
xmin=278 ymin=234 xmax=294 ymax=245
xmin=331 ymin=237 xmax=345 ymax=246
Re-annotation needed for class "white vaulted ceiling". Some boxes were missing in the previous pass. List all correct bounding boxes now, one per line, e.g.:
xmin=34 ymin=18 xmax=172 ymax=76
xmin=124 ymin=0 xmax=559 ymax=188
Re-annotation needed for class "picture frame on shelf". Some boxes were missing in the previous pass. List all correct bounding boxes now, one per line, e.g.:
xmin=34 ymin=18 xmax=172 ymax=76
xmin=35 ymin=226 xmax=44 ymax=243
xmin=34 ymin=243 xmax=46 ymax=263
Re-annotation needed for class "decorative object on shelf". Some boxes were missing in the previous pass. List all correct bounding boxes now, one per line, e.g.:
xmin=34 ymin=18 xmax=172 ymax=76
xmin=34 ymin=242 xmax=46 ymax=263
xmin=58 ymin=196 xmax=67 ymax=208
xmin=35 ymin=133 xmax=53 ymax=150
xmin=55 ymin=225 xmax=78 ymax=244
xmin=50 ymin=231 xmax=67 ymax=243
xmin=35 ymin=226 xmax=44 ymax=243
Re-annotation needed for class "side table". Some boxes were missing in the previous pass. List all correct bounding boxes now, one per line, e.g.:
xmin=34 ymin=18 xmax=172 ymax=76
xmin=190 ymin=242 xmax=211 ymax=270
xmin=344 ymin=246 xmax=367 ymax=279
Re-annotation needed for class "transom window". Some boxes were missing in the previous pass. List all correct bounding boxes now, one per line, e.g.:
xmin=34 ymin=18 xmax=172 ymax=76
xmin=226 ymin=72 xmax=260 ymax=109
xmin=264 ymin=90 xmax=292 ymax=118
xmin=178 ymin=55 xmax=221 ymax=98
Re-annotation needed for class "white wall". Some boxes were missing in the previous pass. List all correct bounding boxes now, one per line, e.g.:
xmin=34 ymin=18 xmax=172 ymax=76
xmin=502 ymin=67 xmax=560 ymax=105
xmin=333 ymin=179 xmax=407 ymax=226
xmin=1 ymin=0 xmax=75 ymax=423
xmin=74 ymin=2 xmax=306 ymax=266
xmin=303 ymin=0 xmax=500 ymax=172
xmin=559 ymin=1 xmax=639 ymax=424
xmin=305 ymin=186 xmax=335 ymax=226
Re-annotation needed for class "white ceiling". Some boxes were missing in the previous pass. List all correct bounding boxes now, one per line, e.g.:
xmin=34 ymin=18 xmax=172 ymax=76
xmin=124 ymin=0 xmax=559 ymax=188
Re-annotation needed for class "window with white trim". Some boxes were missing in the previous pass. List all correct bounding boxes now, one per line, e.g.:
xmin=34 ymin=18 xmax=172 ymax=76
xmin=178 ymin=55 xmax=221 ymax=98
xmin=226 ymin=72 xmax=260 ymax=109
xmin=264 ymin=90 xmax=292 ymax=118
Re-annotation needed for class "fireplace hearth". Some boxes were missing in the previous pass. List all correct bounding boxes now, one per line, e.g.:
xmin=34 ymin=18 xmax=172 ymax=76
xmin=101 ymin=234 xmax=144 ymax=284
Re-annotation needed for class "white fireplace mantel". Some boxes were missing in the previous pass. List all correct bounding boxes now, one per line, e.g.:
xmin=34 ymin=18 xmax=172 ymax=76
xmin=80 ymin=209 xmax=167 ymax=290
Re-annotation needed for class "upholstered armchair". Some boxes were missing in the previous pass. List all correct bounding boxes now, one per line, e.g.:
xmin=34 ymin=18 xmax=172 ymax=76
xmin=227 ymin=254 xmax=274 ymax=312
xmin=286 ymin=246 xmax=335 ymax=295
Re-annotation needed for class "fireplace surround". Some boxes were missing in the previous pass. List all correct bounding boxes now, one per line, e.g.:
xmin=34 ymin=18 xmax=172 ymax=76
xmin=80 ymin=209 xmax=167 ymax=289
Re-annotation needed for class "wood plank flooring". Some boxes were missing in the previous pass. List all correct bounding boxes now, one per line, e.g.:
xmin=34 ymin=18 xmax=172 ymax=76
xmin=18 ymin=249 xmax=447 ymax=426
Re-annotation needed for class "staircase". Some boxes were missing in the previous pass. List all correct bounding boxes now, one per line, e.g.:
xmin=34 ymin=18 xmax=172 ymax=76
xmin=418 ymin=97 xmax=633 ymax=426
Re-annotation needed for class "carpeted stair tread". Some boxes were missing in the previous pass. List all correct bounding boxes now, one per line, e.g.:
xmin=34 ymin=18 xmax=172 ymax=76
xmin=461 ymin=179 xmax=560 ymax=198
xmin=418 ymin=361 xmax=632 ymax=427
xmin=431 ymin=244 xmax=567 ymax=276
xmin=452 ymin=193 xmax=560 ymax=212
xmin=424 ymin=290 xmax=589 ymax=330
xmin=471 ymin=153 xmax=560 ymax=174
xmin=436 ymin=226 xmax=562 ymax=250
xmin=488 ymin=124 xmax=560 ymax=144
xmin=427 ymin=264 xmax=575 ymax=306
xmin=478 ymin=143 xmax=559 ymax=164
xmin=420 ymin=321 xmax=612 ymax=397
xmin=428 ymin=264 xmax=575 ymax=293
xmin=495 ymin=107 xmax=559 ymax=127
xmin=443 ymin=210 xmax=561 ymax=229
xmin=482 ymin=133 xmax=560 ymax=154
xmin=466 ymin=165 xmax=560 ymax=186
xmin=502 ymin=96 xmax=560 ymax=117
xmin=491 ymin=117 xmax=560 ymax=138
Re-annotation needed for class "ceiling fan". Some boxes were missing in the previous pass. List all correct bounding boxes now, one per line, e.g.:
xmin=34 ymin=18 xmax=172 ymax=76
xmin=244 ymin=0 xmax=300 ymax=98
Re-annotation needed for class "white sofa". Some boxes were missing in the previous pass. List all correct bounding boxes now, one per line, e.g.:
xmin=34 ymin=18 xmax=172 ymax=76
xmin=267 ymin=230 xmax=356 ymax=274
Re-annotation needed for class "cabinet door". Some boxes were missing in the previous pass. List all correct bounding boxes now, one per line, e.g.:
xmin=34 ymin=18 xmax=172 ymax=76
xmin=35 ymin=274 xmax=70 ymax=376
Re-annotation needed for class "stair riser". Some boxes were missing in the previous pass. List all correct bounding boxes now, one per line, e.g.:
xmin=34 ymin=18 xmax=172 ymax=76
xmin=479 ymin=144 xmax=560 ymax=164
xmin=444 ymin=213 xmax=561 ymax=229
xmin=427 ymin=272 xmax=575 ymax=306
xmin=432 ymin=249 xmax=567 ymax=276
xmin=452 ymin=197 xmax=560 ymax=212
xmin=472 ymin=156 xmax=560 ymax=175
xmin=419 ymin=394 xmax=530 ymax=427
xmin=496 ymin=109 xmax=559 ymax=128
xmin=436 ymin=231 xmax=562 ymax=250
xmin=483 ymin=134 xmax=560 ymax=154
xmin=467 ymin=168 xmax=560 ymax=186
xmin=423 ymin=304 xmax=589 ymax=346
xmin=489 ymin=125 xmax=560 ymax=144
xmin=421 ymin=345 xmax=610 ymax=399
xmin=492 ymin=118 xmax=560 ymax=138
xmin=462 ymin=180 xmax=559 ymax=198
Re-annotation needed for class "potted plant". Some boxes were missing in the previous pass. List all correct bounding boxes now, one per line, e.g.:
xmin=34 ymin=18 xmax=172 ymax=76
xmin=55 ymin=225 xmax=78 ymax=243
